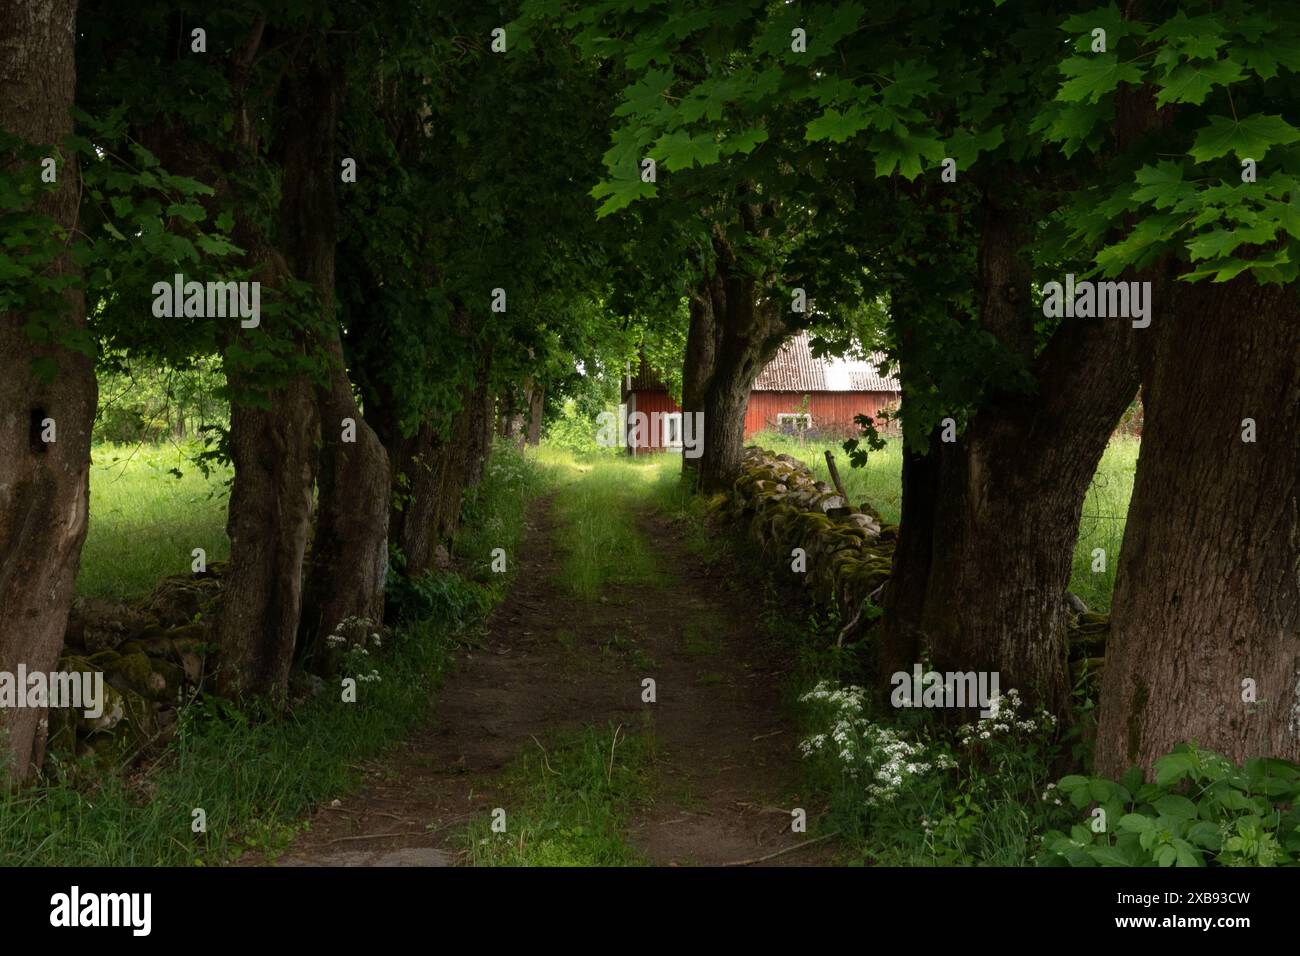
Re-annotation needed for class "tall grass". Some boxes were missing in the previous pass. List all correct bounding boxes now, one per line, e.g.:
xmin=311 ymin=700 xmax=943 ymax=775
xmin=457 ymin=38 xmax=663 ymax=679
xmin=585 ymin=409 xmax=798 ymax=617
xmin=0 ymin=613 xmax=459 ymax=865
xmin=78 ymin=442 xmax=231 ymax=601
xmin=457 ymin=443 xmax=556 ymax=590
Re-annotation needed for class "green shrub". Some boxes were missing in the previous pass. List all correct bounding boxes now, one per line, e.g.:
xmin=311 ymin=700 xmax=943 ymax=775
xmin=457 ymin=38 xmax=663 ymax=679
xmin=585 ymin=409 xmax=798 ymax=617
xmin=543 ymin=398 xmax=620 ymax=456
xmin=1037 ymin=744 xmax=1300 ymax=867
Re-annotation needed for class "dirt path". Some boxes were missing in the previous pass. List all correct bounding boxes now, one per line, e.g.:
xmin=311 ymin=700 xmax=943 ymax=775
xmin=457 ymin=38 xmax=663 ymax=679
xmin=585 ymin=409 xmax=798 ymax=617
xmin=265 ymin=492 xmax=837 ymax=867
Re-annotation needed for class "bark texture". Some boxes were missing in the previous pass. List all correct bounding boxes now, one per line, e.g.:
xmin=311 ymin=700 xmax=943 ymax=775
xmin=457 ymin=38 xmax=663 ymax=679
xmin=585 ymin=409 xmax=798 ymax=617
xmin=1095 ymin=275 xmax=1300 ymax=775
xmin=879 ymin=193 xmax=1144 ymax=716
xmin=682 ymin=221 xmax=790 ymax=494
xmin=279 ymin=61 xmax=390 ymax=654
xmin=214 ymin=274 xmax=320 ymax=702
xmin=0 ymin=0 xmax=94 ymax=782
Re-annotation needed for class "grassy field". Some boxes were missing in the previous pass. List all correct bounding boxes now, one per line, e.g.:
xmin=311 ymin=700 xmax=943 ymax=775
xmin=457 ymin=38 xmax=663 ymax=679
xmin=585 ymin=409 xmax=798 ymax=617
xmin=78 ymin=442 xmax=232 ymax=602
xmin=1069 ymin=437 xmax=1139 ymax=611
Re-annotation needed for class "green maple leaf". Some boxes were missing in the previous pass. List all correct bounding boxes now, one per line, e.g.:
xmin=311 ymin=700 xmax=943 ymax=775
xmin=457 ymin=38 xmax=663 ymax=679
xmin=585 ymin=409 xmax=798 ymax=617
xmin=1130 ymin=160 xmax=1195 ymax=209
xmin=653 ymin=130 xmax=721 ymax=171
xmin=1062 ymin=3 xmax=1147 ymax=52
xmin=1189 ymin=114 xmax=1300 ymax=161
xmin=945 ymin=126 xmax=1004 ymax=169
xmin=615 ymin=68 xmax=675 ymax=118
xmin=1180 ymin=251 xmax=1290 ymax=283
xmin=816 ymin=2 xmax=867 ymax=50
xmin=805 ymin=107 xmax=869 ymax=143
xmin=881 ymin=60 xmax=939 ymax=108
xmin=870 ymin=130 xmax=945 ymax=180
xmin=720 ymin=126 xmax=768 ymax=155
xmin=1031 ymin=99 xmax=1113 ymax=156
xmin=1186 ymin=226 xmax=1263 ymax=261
xmin=1240 ymin=35 xmax=1300 ymax=80
xmin=1156 ymin=58 xmax=1244 ymax=106
xmin=1058 ymin=54 xmax=1143 ymax=104
xmin=590 ymin=175 xmax=656 ymax=219
xmin=1150 ymin=12 xmax=1226 ymax=64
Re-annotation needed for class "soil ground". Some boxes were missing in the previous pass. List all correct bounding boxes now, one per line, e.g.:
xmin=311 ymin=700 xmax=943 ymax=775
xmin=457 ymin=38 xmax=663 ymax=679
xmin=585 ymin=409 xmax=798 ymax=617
xmin=263 ymin=495 xmax=838 ymax=867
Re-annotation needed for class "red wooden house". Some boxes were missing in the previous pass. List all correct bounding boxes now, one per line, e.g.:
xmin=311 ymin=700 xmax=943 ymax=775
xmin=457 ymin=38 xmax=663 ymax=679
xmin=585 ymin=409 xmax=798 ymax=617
xmin=620 ymin=331 xmax=900 ymax=454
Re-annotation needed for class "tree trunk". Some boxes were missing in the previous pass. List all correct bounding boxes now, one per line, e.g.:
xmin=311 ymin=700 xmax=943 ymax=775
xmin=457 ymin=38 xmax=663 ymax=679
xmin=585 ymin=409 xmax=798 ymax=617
xmin=301 ymin=325 xmax=390 ymax=649
xmin=278 ymin=61 xmax=390 ymax=655
xmin=497 ymin=386 xmax=526 ymax=446
xmin=0 ymin=0 xmax=94 ymax=783
xmin=215 ymin=340 xmax=320 ymax=703
xmin=876 ymin=428 xmax=943 ymax=681
xmin=681 ymin=229 xmax=789 ymax=494
xmin=525 ymin=380 xmax=544 ymax=445
xmin=375 ymin=341 xmax=494 ymax=577
xmin=1095 ymin=275 xmax=1300 ymax=776
xmin=879 ymin=194 xmax=1143 ymax=716
xmin=380 ymin=416 xmax=447 ymax=577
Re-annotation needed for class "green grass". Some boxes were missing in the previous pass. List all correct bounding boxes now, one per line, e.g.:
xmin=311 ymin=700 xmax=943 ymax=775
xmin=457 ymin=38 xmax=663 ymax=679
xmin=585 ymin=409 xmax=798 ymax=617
xmin=78 ymin=442 xmax=231 ymax=601
xmin=756 ymin=430 xmax=1140 ymax=611
xmin=543 ymin=451 xmax=674 ymax=599
xmin=0 ymin=444 xmax=547 ymax=866
xmin=754 ymin=431 xmax=904 ymax=523
xmin=459 ymin=723 xmax=653 ymax=866
xmin=1068 ymin=436 xmax=1139 ymax=612
xmin=0 ymin=605 xmax=466 ymax=865
xmin=457 ymin=444 xmax=557 ymax=590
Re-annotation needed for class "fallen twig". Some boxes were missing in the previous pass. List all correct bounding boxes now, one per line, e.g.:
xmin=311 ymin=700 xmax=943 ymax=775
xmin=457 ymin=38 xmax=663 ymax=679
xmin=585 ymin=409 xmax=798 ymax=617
xmin=720 ymin=832 xmax=838 ymax=867
xmin=321 ymin=831 xmax=424 ymax=846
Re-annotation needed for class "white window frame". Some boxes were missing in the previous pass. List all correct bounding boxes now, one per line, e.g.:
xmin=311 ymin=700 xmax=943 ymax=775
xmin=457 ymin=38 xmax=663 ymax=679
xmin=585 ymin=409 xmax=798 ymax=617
xmin=776 ymin=412 xmax=813 ymax=432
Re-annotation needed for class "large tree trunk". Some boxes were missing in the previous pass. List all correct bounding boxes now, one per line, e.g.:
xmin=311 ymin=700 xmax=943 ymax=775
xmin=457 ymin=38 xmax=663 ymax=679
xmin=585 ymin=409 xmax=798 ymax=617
xmin=0 ymin=0 xmax=94 ymax=783
xmin=1095 ymin=275 xmax=1300 ymax=776
xmin=879 ymin=194 xmax=1143 ymax=716
xmin=215 ymin=326 xmax=320 ymax=702
xmin=681 ymin=227 xmax=789 ymax=493
xmin=279 ymin=61 xmax=390 ymax=655
xmin=301 ymin=324 xmax=390 ymax=649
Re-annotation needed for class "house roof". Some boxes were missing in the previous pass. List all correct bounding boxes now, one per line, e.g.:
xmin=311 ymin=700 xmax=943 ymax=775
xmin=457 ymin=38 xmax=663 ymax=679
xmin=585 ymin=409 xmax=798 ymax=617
xmin=626 ymin=332 xmax=899 ymax=394
xmin=754 ymin=332 xmax=898 ymax=392
xmin=628 ymin=361 xmax=667 ymax=391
